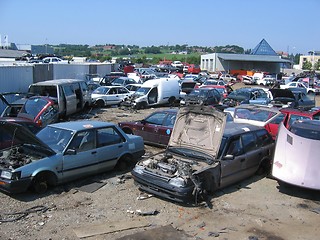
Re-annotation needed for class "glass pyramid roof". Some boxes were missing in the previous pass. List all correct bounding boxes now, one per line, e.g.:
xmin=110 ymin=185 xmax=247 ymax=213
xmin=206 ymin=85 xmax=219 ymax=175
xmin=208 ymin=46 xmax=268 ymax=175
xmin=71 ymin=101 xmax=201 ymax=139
xmin=251 ymin=39 xmax=277 ymax=56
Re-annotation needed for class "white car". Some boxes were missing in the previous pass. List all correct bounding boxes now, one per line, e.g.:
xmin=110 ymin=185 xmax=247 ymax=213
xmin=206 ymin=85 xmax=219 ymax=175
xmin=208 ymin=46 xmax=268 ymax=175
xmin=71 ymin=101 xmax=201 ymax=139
xmin=91 ymin=86 xmax=133 ymax=107
xmin=256 ymin=77 xmax=275 ymax=86
xmin=280 ymin=81 xmax=317 ymax=94
xmin=219 ymin=74 xmax=236 ymax=82
xmin=42 ymin=57 xmax=68 ymax=63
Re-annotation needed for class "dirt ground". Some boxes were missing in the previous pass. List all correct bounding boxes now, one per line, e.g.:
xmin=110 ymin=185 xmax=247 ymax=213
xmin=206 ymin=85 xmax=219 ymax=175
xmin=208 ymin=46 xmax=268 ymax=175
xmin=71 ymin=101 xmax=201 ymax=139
xmin=1 ymin=84 xmax=320 ymax=240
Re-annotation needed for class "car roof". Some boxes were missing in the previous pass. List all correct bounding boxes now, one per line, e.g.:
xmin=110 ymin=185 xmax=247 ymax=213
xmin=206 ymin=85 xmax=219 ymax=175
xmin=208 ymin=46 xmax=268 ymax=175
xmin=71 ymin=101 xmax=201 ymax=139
xmin=47 ymin=120 xmax=115 ymax=131
xmin=223 ymin=122 xmax=262 ymax=137
xmin=235 ymin=104 xmax=280 ymax=113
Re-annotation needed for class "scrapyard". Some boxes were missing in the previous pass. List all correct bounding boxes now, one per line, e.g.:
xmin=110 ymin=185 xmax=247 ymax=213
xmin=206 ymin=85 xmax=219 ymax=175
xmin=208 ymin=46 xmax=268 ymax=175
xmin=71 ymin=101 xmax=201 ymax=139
xmin=1 ymin=94 xmax=319 ymax=239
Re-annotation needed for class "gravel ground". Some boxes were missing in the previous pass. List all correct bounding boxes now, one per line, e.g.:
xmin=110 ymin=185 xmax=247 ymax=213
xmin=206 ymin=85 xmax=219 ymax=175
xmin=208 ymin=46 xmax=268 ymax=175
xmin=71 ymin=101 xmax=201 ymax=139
xmin=1 ymin=84 xmax=320 ymax=240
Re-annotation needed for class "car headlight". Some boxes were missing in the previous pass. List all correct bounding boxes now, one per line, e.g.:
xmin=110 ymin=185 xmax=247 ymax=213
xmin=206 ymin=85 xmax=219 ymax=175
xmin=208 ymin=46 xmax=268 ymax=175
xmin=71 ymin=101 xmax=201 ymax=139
xmin=1 ymin=170 xmax=12 ymax=179
xmin=169 ymin=177 xmax=186 ymax=187
xmin=1 ymin=170 xmax=21 ymax=180
xmin=133 ymin=165 xmax=144 ymax=174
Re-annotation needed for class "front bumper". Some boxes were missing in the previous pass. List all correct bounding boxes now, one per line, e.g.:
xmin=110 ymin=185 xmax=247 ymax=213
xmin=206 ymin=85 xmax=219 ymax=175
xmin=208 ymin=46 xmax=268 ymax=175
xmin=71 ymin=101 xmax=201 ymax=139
xmin=131 ymin=169 xmax=195 ymax=203
xmin=0 ymin=177 xmax=32 ymax=194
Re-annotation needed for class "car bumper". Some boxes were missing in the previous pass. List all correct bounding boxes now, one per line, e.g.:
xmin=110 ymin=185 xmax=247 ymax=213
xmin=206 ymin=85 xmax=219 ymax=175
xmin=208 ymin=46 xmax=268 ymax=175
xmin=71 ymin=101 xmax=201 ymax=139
xmin=0 ymin=177 xmax=32 ymax=194
xmin=131 ymin=170 xmax=195 ymax=203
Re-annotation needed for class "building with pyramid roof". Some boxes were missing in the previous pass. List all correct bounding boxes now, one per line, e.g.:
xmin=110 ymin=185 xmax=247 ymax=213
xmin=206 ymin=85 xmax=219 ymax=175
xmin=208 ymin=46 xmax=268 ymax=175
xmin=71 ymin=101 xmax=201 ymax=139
xmin=200 ymin=39 xmax=291 ymax=74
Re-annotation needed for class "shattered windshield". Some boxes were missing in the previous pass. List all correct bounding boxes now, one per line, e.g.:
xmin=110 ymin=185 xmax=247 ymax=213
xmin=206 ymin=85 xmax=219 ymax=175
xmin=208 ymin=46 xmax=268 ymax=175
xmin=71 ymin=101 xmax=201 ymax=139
xmin=37 ymin=126 xmax=74 ymax=153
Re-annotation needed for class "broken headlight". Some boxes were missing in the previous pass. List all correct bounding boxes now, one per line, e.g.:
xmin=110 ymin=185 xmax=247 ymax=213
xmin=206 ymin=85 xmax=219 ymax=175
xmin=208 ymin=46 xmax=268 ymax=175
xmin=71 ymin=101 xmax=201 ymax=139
xmin=1 ymin=170 xmax=21 ymax=180
xmin=133 ymin=165 xmax=144 ymax=174
xmin=169 ymin=177 xmax=186 ymax=187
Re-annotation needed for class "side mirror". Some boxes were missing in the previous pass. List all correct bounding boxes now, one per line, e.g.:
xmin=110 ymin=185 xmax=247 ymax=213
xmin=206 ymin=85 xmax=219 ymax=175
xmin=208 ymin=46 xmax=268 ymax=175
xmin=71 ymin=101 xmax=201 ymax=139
xmin=141 ymin=119 xmax=146 ymax=124
xmin=223 ymin=154 xmax=234 ymax=160
xmin=65 ymin=149 xmax=77 ymax=155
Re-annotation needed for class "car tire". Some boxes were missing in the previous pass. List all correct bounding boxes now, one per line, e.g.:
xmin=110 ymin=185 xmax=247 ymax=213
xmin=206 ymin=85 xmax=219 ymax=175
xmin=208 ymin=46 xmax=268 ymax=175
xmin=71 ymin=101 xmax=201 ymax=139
xmin=116 ymin=155 xmax=133 ymax=171
xmin=96 ymin=99 xmax=105 ymax=108
xmin=32 ymin=174 xmax=49 ymax=194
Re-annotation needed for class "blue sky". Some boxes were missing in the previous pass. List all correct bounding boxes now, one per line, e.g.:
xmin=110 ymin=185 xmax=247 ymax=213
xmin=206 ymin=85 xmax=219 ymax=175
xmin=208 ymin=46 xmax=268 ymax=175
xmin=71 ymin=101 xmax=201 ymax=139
xmin=0 ymin=0 xmax=319 ymax=54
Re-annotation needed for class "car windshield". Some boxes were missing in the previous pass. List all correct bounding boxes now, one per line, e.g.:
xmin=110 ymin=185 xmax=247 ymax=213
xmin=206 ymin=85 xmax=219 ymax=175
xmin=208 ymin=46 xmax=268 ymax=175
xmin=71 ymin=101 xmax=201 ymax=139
xmin=20 ymin=98 xmax=48 ymax=117
xmin=93 ymin=87 xmax=108 ymax=94
xmin=134 ymin=87 xmax=151 ymax=96
xmin=234 ymin=108 xmax=277 ymax=122
xmin=168 ymin=147 xmax=215 ymax=163
xmin=37 ymin=126 xmax=74 ymax=153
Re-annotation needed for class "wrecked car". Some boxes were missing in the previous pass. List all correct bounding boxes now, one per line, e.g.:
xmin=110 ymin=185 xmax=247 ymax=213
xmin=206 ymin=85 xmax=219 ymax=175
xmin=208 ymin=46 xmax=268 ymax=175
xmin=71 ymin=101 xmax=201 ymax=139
xmin=180 ymin=88 xmax=222 ymax=108
xmin=131 ymin=106 xmax=274 ymax=203
xmin=0 ymin=120 xmax=145 ymax=194
xmin=272 ymin=120 xmax=320 ymax=190
xmin=119 ymin=109 xmax=178 ymax=147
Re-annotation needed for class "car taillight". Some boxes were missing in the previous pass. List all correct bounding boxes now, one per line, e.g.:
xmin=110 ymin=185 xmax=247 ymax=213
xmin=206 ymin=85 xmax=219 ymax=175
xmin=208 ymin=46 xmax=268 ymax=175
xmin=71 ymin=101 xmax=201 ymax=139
xmin=36 ymin=119 xmax=43 ymax=127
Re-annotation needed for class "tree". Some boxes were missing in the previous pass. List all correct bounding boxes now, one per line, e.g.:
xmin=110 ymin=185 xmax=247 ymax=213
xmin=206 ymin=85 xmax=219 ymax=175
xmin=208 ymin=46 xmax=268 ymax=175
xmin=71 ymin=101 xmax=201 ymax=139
xmin=302 ymin=61 xmax=312 ymax=70
xmin=314 ymin=59 xmax=320 ymax=71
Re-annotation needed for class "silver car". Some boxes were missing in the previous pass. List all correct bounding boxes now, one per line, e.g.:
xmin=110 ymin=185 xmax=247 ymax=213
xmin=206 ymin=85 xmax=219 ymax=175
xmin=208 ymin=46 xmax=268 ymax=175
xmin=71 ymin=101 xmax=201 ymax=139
xmin=91 ymin=86 xmax=133 ymax=107
xmin=0 ymin=120 xmax=145 ymax=194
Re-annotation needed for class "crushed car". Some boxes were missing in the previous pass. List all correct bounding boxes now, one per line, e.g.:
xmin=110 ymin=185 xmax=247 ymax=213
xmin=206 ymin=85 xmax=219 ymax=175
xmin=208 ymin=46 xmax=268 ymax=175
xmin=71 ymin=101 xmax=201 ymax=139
xmin=131 ymin=106 xmax=274 ymax=204
xmin=0 ymin=120 xmax=145 ymax=194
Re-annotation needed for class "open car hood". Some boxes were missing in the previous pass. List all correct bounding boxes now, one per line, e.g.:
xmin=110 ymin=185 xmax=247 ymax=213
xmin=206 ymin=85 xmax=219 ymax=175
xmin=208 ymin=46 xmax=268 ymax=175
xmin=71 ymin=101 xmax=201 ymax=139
xmin=0 ymin=121 xmax=54 ymax=153
xmin=168 ymin=106 xmax=226 ymax=158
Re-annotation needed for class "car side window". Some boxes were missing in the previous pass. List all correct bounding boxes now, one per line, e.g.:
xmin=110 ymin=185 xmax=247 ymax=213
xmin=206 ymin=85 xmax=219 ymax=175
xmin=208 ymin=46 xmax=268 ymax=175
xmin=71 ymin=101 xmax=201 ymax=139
xmin=163 ymin=113 xmax=176 ymax=127
xmin=269 ymin=113 xmax=285 ymax=124
xmin=241 ymin=132 xmax=257 ymax=153
xmin=225 ymin=137 xmax=243 ymax=157
xmin=97 ymin=127 xmax=124 ymax=147
xmin=255 ymin=129 xmax=273 ymax=147
xmin=67 ymin=130 xmax=95 ymax=152
xmin=145 ymin=112 xmax=167 ymax=125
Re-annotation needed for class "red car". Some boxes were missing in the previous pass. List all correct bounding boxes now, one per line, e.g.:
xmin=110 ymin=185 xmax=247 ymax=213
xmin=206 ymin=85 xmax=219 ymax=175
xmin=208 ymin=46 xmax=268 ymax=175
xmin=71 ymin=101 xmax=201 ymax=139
xmin=118 ymin=109 xmax=178 ymax=146
xmin=187 ymin=64 xmax=201 ymax=74
xmin=265 ymin=107 xmax=320 ymax=139
xmin=17 ymin=96 xmax=59 ymax=127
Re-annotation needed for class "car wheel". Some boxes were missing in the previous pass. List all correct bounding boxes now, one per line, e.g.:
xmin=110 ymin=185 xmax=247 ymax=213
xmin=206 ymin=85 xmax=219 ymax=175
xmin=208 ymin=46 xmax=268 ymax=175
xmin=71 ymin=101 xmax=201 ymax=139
xmin=96 ymin=99 xmax=105 ymax=108
xmin=32 ymin=173 xmax=49 ymax=194
xmin=116 ymin=155 xmax=133 ymax=171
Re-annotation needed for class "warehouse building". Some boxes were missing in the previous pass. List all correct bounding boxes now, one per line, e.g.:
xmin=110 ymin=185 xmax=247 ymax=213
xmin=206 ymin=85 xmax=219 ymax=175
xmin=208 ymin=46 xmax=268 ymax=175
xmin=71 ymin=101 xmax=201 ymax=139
xmin=200 ymin=39 xmax=291 ymax=73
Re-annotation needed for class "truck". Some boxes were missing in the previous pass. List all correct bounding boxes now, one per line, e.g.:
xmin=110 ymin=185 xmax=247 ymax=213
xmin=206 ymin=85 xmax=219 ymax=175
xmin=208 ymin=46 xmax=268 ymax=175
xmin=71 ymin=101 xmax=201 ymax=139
xmin=123 ymin=78 xmax=180 ymax=109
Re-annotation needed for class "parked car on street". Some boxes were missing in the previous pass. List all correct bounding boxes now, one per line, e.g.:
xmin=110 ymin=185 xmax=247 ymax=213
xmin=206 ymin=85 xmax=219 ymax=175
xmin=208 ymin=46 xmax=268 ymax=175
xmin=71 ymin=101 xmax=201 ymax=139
xmin=0 ymin=120 xmax=145 ymax=194
xmin=91 ymin=86 xmax=133 ymax=107
xmin=119 ymin=108 xmax=178 ymax=147
xmin=131 ymin=106 xmax=275 ymax=203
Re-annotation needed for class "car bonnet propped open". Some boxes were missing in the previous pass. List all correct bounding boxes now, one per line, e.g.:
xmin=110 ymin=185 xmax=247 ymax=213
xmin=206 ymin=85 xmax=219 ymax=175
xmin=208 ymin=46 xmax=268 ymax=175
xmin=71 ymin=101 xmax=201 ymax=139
xmin=168 ymin=106 xmax=227 ymax=159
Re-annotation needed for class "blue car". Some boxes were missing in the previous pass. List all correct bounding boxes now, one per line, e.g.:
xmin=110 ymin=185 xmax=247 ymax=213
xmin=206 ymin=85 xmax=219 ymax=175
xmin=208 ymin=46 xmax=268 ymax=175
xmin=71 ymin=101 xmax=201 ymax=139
xmin=0 ymin=120 xmax=145 ymax=194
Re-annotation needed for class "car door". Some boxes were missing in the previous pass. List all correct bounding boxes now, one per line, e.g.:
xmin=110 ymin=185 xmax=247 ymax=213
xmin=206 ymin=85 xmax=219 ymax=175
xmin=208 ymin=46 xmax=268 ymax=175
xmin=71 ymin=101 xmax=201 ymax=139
xmin=105 ymin=87 xmax=120 ymax=105
xmin=158 ymin=112 xmax=176 ymax=145
xmin=240 ymin=132 xmax=262 ymax=177
xmin=62 ymin=84 xmax=77 ymax=115
xmin=135 ymin=112 xmax=168 ymax=144
xmin=264 ymin=113 xmax=286 ymax=139
xmin=60 ymin=130 xmax=97 ymax=182
xmin=94 ymin=126 xmax=126 ymax=169
xmin=220 ymin=136 xmax=248 ymax=188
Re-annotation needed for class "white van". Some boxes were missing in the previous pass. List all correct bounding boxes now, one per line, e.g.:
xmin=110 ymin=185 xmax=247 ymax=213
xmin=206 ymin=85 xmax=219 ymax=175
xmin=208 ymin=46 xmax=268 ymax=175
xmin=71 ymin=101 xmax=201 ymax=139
xmin=128 ymin=78 xmax=180 ymax=109
xmin=28 ymin=79 xmax=92 ymax=117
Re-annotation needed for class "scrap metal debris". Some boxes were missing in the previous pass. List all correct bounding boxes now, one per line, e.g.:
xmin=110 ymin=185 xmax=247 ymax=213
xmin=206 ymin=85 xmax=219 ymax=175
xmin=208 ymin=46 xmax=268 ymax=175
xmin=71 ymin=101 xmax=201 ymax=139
xmin=0 ymin=205 xmax=49 ymax=223
xmin=127 ymin=209 xmax=159 ymax=216
xmin=137 ymin=192 xmax=153 ymax=200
